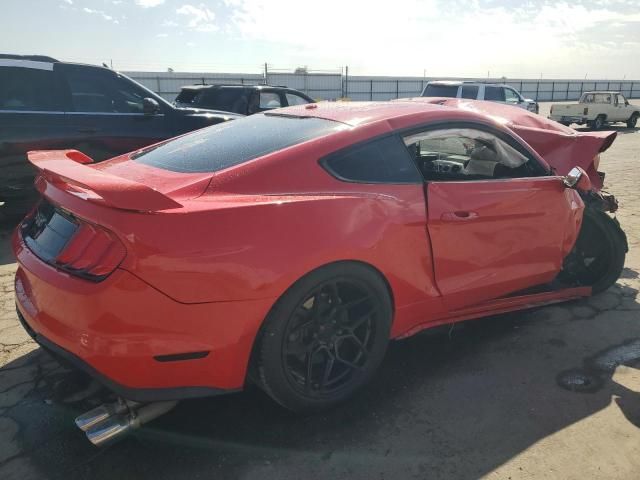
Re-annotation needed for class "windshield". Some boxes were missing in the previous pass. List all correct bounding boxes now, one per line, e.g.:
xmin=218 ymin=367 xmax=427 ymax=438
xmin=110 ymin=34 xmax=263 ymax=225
xmin=132 ymin=113 xmax=343 ymax=173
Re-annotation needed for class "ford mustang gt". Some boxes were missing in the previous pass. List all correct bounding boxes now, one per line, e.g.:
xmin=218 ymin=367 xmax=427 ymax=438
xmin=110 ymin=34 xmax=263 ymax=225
xmin=13 ymin=99 xmax=626 ymax=443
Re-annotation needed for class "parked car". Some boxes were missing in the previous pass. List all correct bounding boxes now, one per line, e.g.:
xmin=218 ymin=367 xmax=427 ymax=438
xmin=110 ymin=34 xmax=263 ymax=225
xmin=421 ymin=81 xmax=539 ymax=113
xmin=174 ymin=84 xmax=314 ymax=114
xmin=549 ymin=91 xmax=640 ymax=129
xmin=14 ymin=100 xmax=625 ymax=445
xmin=0 ymin=54 xmax=242 ymax=220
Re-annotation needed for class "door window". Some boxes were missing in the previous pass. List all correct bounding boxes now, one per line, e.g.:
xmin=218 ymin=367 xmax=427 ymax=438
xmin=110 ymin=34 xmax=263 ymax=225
xmin=484 ymin=86 xmax=506 ymax=101
xmin=423 ymin=84 xmax=459 ymax=97
xmin=64 ymin=69 xmax=146 ymax=113
xmin=403 ymin=128 xmax=533 ymax=181
xmin=285 ymin=93 xmax=310 ymax=106
xmin=0 ymin=67 xmax=61 ymax=111
xmin=504 ymin=88 xmax=520 ymax=103
xmin=259 ymin=92 xmax=283 ymax=109
xmin=460 ymin=85 xmax=479 ymax=99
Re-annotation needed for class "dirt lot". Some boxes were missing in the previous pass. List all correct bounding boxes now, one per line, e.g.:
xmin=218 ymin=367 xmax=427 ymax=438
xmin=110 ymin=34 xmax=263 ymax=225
xmin=1 ymin=102 xmax=640 ymax=480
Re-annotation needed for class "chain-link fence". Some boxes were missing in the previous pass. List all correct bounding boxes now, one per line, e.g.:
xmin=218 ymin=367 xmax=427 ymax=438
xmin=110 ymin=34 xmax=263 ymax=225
xmin=126 ymin=70 xmax=640 ymax=103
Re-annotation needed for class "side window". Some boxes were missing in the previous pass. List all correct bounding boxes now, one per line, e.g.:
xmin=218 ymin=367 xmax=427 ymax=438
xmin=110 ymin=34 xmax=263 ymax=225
xmin=504 ymin=88 xmax=520 ymax=103
xmin=0 ymin=66 xmax=60 ymax=111
xmin=322 ymin=135 xmax=421 ymax=184
xmin=403 ymin=128 xmax=532 ymax=181
xmin=484 ymin=86 xmax=505 ymax=102
xmin=259 ymin=92 xmax=283 ymax=109
xmin=460 ymin=85 xmax=479 ymax=99
xmin=64 ymin=69 xmax=146 ymax=113
xmin=285 ymin=93 xmax=310 ymax=106
xmin=616 ymin=94 xmax=625 ymax=106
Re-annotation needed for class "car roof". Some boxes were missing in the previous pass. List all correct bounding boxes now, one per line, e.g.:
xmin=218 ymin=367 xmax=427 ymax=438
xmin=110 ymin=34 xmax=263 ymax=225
xmin=428 ymin=80 xmax=512 ymax=87
xmin=0 ymin=55 xmax=115 ymax=73
xmin=583 ymin=91 xmax=621 ymax=95
xmin=273 ymin=100 xmax=486 ymax=127
xmin=180 ymin=84 xmax=292 ymax=91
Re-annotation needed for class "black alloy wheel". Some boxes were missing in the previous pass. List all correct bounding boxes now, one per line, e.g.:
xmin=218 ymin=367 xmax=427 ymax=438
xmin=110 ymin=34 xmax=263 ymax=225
xmin=255 ymin=263 xmax=392 ymax=412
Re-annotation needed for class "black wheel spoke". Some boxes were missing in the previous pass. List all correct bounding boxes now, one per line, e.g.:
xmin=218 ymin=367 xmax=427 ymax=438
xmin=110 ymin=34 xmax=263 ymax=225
xmin=341 ymin=294 xmax=371 ymax=310
xmin=320 ymin=351 xmax=335 ymax=388
xmin=282 ymin=277 xmax=382 ymax=397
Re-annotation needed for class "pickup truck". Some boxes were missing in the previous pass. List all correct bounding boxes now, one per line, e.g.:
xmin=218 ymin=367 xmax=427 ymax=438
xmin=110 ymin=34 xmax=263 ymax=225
xmin=549 ymin=91 xmax=639 ymax=129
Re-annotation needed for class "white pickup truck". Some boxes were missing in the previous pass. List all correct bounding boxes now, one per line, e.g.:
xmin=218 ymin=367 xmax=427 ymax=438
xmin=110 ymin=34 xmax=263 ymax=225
xmin=549 ymin=91 xmax=639 ymax=129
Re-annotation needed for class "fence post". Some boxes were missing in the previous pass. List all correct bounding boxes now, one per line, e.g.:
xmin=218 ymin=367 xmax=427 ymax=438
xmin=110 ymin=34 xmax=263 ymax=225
xmin=156 ymin=76 xmax=161 ymax=94
xmin=345 ymin=66 xmax=349 ymax=99
xmin=565 ymin=81 xmax=570 ymax=101
xmin=535 ymin=81 xmax=540 ymax=101
xmin=370 ymin=79 xmax=373 ymax=101
xmin=551 ymin=81 xmax=555 ymax=101
xmin=631 ymin=82 xmax=635 ymax=99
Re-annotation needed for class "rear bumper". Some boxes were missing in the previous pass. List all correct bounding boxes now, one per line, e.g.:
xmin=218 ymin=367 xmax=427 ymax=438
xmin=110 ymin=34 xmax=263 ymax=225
xmin=548 ymin=115 xmax=586 ymax=124
xmin=16 ymin=307 xmax=229 ymax=402
xmin=13 ymin=229 xmax=275 ymax=400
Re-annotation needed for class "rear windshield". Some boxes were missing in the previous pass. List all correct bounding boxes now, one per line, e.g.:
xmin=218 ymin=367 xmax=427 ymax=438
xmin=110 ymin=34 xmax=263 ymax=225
xmin=423 ymin=84 xmax=459 ymax=98
xmin=132 ymin=114 xmax=342 ymax=173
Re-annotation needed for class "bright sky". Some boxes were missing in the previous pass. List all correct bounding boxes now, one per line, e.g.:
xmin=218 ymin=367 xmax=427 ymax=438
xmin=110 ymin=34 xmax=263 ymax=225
xmin=4 ymin=0 xmax=640 ymax=78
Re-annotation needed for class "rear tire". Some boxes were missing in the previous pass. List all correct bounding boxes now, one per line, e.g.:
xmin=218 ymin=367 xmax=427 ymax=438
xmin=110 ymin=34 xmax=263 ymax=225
xmin=560 ymin=208 xmax=626 ymax=294
xmin=627 ymin=113 xmax=638 ymax=129
xmin=591 ymin=115 xmax=606 ymax=130
xmin=255 ymin=262 xmax=392 ymax=412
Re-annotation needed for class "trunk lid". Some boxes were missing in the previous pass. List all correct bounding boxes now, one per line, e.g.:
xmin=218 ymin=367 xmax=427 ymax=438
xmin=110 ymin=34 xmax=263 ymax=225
xmin=28 ymin=149 xmax=213 ymax=212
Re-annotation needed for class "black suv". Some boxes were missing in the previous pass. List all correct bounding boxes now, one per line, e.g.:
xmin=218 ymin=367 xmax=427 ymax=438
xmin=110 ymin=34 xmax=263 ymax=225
xmin=174 ymin=84 xmax=314 ymax=115
xmin=0 ymin=55 xmax=242 ymax=220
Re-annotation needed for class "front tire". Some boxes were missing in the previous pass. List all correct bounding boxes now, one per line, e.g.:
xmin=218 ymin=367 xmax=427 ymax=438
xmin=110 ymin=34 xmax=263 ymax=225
xmin=627 ymin=113 xmax=638 ymax=129
xmin=255 ymin=263 xmax=392 ymax=412
xmin=560 ymin=208 xmax=626 ymax=294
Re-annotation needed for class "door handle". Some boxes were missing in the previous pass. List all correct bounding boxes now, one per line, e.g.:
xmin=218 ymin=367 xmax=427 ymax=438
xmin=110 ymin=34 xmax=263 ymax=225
xmin=441 ymin=211 xmax=479 ymax=222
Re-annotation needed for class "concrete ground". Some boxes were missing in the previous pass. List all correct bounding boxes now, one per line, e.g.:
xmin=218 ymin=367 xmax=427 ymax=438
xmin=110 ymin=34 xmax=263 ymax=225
xmin=1 ymin=102 xmax=640 ymax=479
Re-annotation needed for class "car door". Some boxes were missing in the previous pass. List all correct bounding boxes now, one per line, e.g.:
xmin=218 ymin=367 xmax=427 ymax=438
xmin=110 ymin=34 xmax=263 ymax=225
xmin=58 ymin=64 xmax=171 ymax=161
xmin=255 ymin=90 xmax=285 ymax=113
xmin=0 ymin=62 xmax=70 ymax=216
xmin=284 ymin=91 xmax=313 ymax=106
xmin=483 ymin=85 xmax=506 ymax=105
xmin=404 ymin=125 xmax=582 ymax=311
xmin=613 ymin=94 xmax=628 ymax=121
xmin=504 ymin=87 xmax=524 ymax=109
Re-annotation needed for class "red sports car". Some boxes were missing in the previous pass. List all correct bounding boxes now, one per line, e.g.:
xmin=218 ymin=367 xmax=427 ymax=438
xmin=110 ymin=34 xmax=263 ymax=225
xmin=13 ymin=99 xmax=626 ymax=444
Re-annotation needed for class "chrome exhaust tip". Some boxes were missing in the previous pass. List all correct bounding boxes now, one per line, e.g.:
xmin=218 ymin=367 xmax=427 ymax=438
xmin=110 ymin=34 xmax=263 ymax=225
xmin=85 ymin=414 xmax=132 ymax=446
xmin=76 ymin=400 xmax=178 ymax=447
xmin=74 ymin=398 xmax=139 ymax=432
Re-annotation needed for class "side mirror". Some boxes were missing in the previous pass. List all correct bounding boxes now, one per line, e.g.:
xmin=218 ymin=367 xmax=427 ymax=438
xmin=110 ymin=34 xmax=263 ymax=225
xmin=143 ymin=97 xmax=160 ymax=116
xmin=563 ymin=166 xmax=592 ymax=192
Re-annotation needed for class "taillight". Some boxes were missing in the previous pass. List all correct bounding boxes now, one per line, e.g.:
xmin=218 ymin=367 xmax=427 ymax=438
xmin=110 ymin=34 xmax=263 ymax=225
xmin=593 ymin=154 xmax=601 ymax=171
xmin=21 ymin=201 xmax=126 ymax=282
xmin=54 ymin=221 xmax=126 ymax=281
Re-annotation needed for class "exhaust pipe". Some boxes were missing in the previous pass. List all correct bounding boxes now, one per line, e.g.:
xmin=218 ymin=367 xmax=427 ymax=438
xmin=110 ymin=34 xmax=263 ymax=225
xmin=75 ymin=398 xmax=140 ymax=432
xmin=75 ymin=399 xmax=178 ymax=447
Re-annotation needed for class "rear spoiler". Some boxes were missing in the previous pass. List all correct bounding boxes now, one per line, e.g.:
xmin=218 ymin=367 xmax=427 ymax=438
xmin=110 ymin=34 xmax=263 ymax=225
xmin=28 ymin=150 xmax=182 ymax=212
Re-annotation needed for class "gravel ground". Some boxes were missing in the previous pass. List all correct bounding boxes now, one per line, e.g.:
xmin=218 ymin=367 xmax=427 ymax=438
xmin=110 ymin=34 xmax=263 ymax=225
xmin=1 ymin=102 xmax=640 ymax=480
